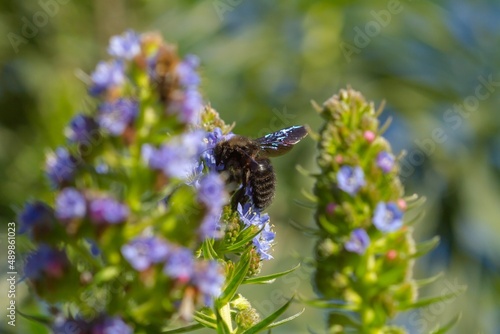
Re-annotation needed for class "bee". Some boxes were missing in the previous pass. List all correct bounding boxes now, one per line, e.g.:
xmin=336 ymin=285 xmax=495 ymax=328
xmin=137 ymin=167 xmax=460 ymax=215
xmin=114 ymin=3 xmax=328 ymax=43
xmin=214 ymin=125 xmax=308 ymax=210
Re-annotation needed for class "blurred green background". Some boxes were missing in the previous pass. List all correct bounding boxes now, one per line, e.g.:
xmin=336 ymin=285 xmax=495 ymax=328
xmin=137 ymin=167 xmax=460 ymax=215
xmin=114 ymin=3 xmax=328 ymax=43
xmin=1 ymin=0 xmax=499 ymax=333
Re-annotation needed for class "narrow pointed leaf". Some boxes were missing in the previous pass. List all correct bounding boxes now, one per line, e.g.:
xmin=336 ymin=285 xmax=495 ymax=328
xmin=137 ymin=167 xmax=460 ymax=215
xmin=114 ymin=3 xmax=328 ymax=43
xmin=399 ymin=287 xmax=466 ymax=310
xmin=243 ymin=263 xmax=301 ymax=285
xmin=300 ymin=298 xmax=356 ymax=311
xmin=430 ymin=313 xmax=462 ymax=334
xmin=224 ymin=226 xmax=263 ymax=252
xmin=415 ymin=272 xmax=444 ymax=288
xmin=193 ymin=311 xmax=217 ymax=329
xmin=17 ymin=310 xmax=52 ymax=326
xmin=242 ymin=297 xmax=294 ymax=334
xmin=265 ymin=308 xmax=305 ymax=329
xmin=301 ymin=189 xmax=318 ymax=203
xmin=202 ymin=239 xmax=218 ymax=260
xmin=405 ymin=209 xmax=426 ymax=226
xmin=162 ymin=323 xmax=204 ymax=333
xmin=217 ymin=252 xmax=251 ymax=306
xmin=410 ymin=236 xmax=440 ymax=258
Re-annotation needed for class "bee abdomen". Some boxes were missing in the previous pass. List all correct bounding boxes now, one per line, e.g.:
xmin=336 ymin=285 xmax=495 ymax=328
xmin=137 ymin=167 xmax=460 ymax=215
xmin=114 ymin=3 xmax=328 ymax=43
xmin=251 ymin=159 xmax=276 ymax=210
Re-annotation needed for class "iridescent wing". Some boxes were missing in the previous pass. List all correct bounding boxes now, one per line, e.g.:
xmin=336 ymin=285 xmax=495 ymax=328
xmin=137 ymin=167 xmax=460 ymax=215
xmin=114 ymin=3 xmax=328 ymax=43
xmin=255 ymin=125 xmax=308 ymax=158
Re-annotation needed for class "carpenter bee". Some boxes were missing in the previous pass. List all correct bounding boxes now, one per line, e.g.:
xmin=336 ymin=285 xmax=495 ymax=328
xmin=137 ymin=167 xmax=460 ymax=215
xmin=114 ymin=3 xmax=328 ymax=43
xmin=213 ymin=125 xmax=308 ymax=210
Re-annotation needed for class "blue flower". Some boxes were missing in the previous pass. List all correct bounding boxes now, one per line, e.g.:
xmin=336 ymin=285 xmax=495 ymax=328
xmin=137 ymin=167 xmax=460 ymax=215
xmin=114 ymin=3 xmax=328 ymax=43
xmin=197 ymin=173 xmax=227 ymax=209
xmin=337 ymin=166 xmax=365 ymax=196
xmin=97 ymin=99 xmax=138 ymax=136
xmin=92 ymin=316 xmax=133 ymax=334
xmin=55 ymin=188 xmax=86 ymax=220
xmin=176 ymin=55 xmax=200 ymax=88
xmin=52 ymin=316 xmax=88 ymax=334
xmin=345 ymin=228 xmax=370 ymax=254
xmin=89 ymin=197 xmax=129 ymax=224
xmin=65 ymin=114 xmax=99 ymax=145
xmin=24 ymin=244 xmax=68 ymax=279
xmin=376 ymin=151 xmax=395 ymax=173
xmin=163 ymin=247 xmax=194 ymax=282
xmin=199 ymin=211 xmax=223 ymax=240
xmin=193 ymin=260 xmax=224 ymax=305
xmin=108 ymin=30 xmax=141 ymax=60
xmin=89 ymin=60 xmax=125 ymax=96
xmin=373 ymin=202 xmax=403 ymax=232
xmin=237 ymin=203 xmax=275 ymax=260
xmin=145 ymin=130 xmax=206 ymax=180
xmin=45 ymin=147 xmax=77 ymax=187
xmin=170 ymin=88 xmax=203 ymax=125
xmin=121 ymin=236 xmax=170 ymax=271
xmin=18 ymin=201 xmax=54 ymax=236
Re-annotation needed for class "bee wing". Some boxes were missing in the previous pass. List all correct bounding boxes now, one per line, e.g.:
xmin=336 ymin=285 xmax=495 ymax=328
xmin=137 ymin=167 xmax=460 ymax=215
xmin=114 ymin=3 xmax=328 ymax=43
xmin=255 ymin=125 xmax=308 ymax=157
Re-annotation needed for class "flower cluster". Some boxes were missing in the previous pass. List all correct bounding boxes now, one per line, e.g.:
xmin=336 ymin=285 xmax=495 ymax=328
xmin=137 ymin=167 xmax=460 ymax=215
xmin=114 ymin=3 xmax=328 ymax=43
xmin=18 ymin=30 xmax=290 ymax=333
xmin=312 ymin=88 xmax=437 ymax=333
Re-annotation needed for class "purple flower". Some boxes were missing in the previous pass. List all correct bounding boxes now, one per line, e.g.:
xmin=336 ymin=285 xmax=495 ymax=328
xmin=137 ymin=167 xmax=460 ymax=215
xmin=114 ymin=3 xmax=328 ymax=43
xmin=89 ymin=197 xmax=129 ymax=224
xmin=253 ymin=222 xmax=275 ymax=260
xmin=197 ymin=173 xmax=227 ymax=209
xmin=199 ymin=211 xmax=223 ymax=240
xmin=97 ymin=99 xmax=138 ymax=136
xmin=45 ymin=147 xmax=78 ymax=187
xmin=24 ymin=244 xmax=68 ymax=279
xmin=376 ymin=151 xmax=395 ymax=173
xmin=169 ymin=88 xmax=204 ymax=125
xmin=176 ymin=55 xmax=200 ymax=88
xmin=237 ymin=203 xmax=275 ymax=260
xmin=52 ymin=316 xmax=88 ymax=334
xmin=18 ymin=201 xmax=55 ymax=236
xmin=145 ymin=130 xmax=206 ymax=180
xmin=65 ymin=114 xmax=99 ymax=145
xmin=373 ymin=202 xmax=403 ymax=232
xmin=337 ymin=166 xmax=365 ymax=196
xmin=163 ymin=247 xmax=194 ymax=282
xmin=121 ymin=236 xmax=170 ymax=271
xmin=91 ymin=316 xmax=133 ymax=334
xmin=345 ymin=228 xmax=370 ymax=254
xmin=108 ymin=30 xmax=141 ymax=60
xmin=89 ymin=60 xmax=125 ymax=96
xmin=55 ymin=188 xmax=86 ymax=220
xmin=193 ymin=260 xmax=224 ymax=305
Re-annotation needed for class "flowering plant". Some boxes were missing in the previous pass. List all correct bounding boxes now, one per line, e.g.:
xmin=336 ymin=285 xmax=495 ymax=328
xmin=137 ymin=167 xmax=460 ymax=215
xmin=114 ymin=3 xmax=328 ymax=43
xmin=18 ymin=31 xmax=302 ymax=333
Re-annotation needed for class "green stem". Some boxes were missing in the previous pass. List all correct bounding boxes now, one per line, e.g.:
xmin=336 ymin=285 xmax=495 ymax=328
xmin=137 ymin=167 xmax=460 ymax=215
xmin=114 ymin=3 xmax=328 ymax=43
xmin=220 ymin=303 xmax=233 ymax=333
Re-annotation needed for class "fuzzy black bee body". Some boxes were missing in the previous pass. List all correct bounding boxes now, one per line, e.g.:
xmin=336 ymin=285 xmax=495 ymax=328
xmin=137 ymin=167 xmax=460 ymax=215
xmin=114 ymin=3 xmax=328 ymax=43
xmin=214 ymin=126 xmax=307 ymax=210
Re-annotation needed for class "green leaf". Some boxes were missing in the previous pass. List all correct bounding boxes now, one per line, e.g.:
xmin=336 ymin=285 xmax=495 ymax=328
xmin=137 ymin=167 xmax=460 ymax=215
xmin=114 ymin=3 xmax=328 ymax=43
xmin=223 ymin=226 xmax=263 ymax=252
xmin=17 ymin=310 xmax=52 ymax=326
xmin=242 ymin=297 xmax=295 ymax=334
xmin=399 ymin=287 xmax=466 ymax=310
xmin=217 ymin=252 xmax=251 ymax=306
xmin=162 ymin=323 xmax=204 ymax=333
xmin=405 ymin=194 xmax=427 ymax=210
xmin=301 ymin=189 xmax=318 ymax=203
xmin=411 ymin=236 xmax=440 ymax=258
xmin=430 ymin=313 xmax=462 ymax=334
xmin=415 ymin=272 xmax=444 ymax=288
xmin=194 ymin=311 xmax=217 ymax=329
xmin=243 ymin=263 xmax=301 ymax=284
xmin=405 ymin=209 xmax=426 ymax=226
xmin=265 ymin=308 xmax=305 ymax=329
xmin=202 ymin=239 xmax=218 ymax=260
